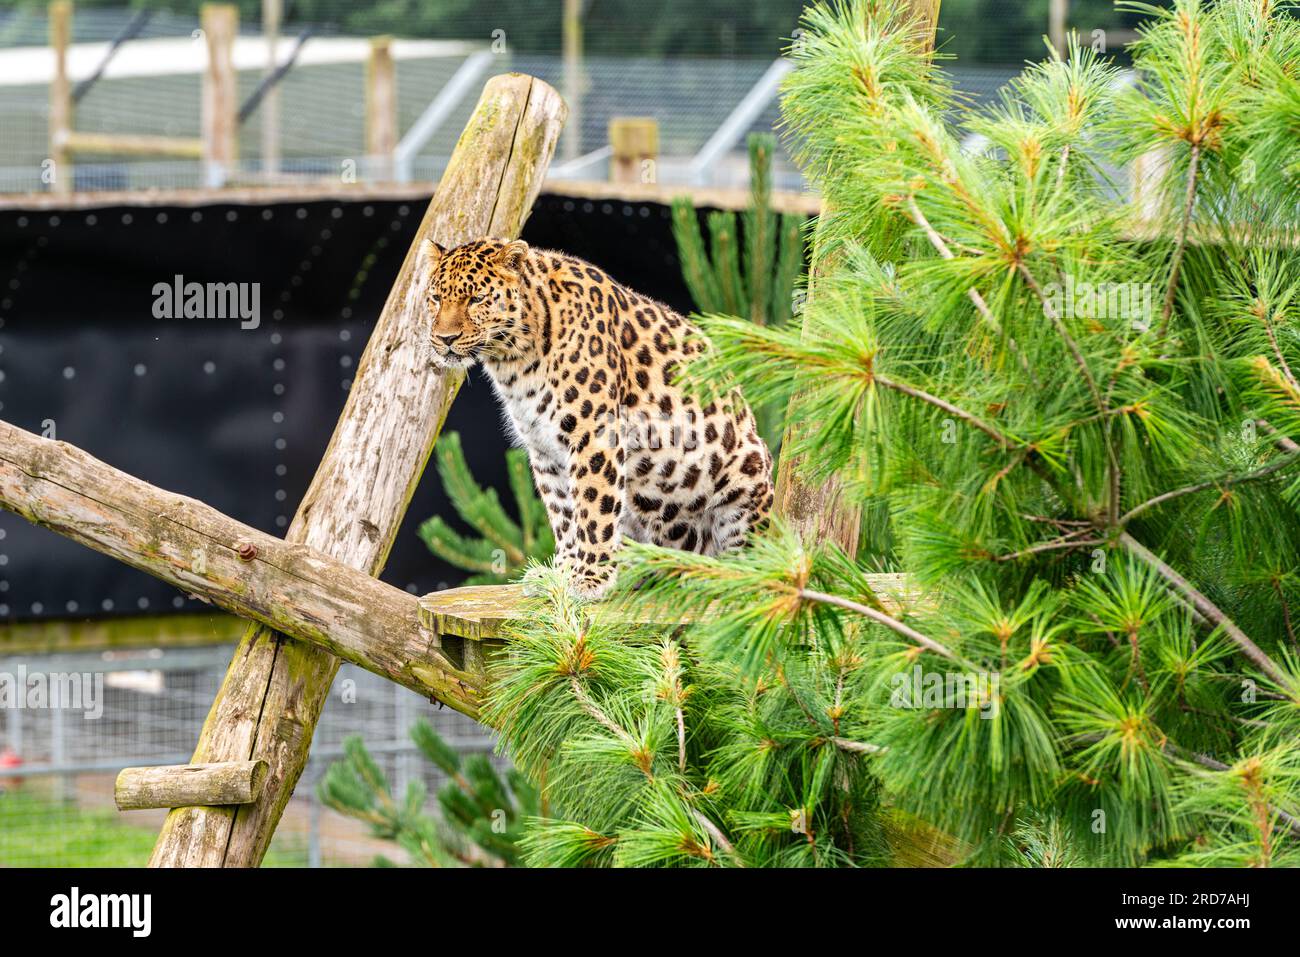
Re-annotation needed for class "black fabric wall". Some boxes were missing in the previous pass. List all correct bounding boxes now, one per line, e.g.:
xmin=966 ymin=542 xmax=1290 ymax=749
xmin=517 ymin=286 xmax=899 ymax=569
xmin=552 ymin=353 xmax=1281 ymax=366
xmin=0 ymin=192 xmax=693 ymax=621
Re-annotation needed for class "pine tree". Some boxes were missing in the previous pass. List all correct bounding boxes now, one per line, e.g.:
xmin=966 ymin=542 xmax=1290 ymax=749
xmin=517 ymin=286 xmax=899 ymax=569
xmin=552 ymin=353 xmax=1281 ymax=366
xmin=318 ymin=720 xmax=540 ymax=867
xmin=671 ymin=133 xmax=806 ymax=448
xmin=418 ymin=431 xmax=554 ymax=585
xmin=485 ymin=0 xmax=1300 ymax=867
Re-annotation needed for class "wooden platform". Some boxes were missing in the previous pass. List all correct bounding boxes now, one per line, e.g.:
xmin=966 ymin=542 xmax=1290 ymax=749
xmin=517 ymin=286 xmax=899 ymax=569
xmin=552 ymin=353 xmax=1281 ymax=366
xmin=420 ymin=573 xmax=920 ymax=641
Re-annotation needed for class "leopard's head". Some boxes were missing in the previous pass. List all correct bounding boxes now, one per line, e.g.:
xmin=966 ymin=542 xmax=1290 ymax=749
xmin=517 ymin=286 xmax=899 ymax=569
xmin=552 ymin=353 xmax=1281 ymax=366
xmin=425 ymin=238 xmax=529 ymax=369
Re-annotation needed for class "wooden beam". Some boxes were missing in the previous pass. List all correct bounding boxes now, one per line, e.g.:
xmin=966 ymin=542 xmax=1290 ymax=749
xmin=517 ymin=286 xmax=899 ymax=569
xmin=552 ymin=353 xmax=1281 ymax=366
xmin=366 ymin=36 xmax=398 ymax=182
xmin=48 ymin=0 xmax=72 ymax=195
xmin=116 ymin=761 xmax=269 ymax=810
xmin=148 ymin=72 xmax=566 ymax=868
xmin=61 ymin=131 xmax=206 ymax=159
xmin=201 ymin=4 xmax=239 ymax=188
xmin=0 ymin=418 xmax=485 ymax=716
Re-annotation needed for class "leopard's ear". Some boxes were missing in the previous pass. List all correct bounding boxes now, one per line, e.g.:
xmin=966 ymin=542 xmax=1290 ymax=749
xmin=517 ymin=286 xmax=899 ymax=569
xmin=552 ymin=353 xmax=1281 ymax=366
xmin=495 ymin=239 xmax=529 ymax=274
xmin=425 ymin=238 xmax=446 ymax=264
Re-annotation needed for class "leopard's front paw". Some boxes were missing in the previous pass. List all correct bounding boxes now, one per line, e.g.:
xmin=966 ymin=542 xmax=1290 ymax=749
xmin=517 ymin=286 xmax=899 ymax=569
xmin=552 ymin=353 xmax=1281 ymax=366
xmin=564 ymin=564 xmax=617 ymax=601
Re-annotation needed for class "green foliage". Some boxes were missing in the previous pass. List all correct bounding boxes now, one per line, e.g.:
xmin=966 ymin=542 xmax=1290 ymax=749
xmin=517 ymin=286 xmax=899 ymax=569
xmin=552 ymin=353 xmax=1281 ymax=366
xmin=418 ymin=431 xmax=554 ymax=585
xmin=671 ymin=133 xmax=807 ymax=448
xmin=483 ymin=565 xmax=890 ymax=867
xmin=318 ymin=720 xmax=539 ymax=867
xmin=491 ymin=0 xmax=1300 ymax=868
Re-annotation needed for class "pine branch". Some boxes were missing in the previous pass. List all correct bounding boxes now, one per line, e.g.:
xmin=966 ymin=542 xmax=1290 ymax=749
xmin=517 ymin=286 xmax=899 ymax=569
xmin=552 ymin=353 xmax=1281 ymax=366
xmin=1159 ymin=143 xmax=1202 ymax=338
xmin=1120 ymin=532 xmax=1290 ymax=688
xmin=797 ymin=587 xmax=974 ymax=667
xmin=1120 ymin=449 xmax=1300 ymax=523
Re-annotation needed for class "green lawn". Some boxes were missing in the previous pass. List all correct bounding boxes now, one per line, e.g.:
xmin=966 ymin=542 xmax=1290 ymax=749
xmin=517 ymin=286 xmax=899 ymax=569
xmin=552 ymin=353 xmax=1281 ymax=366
xmin=0 ymin=788 xmax=307 ymax=867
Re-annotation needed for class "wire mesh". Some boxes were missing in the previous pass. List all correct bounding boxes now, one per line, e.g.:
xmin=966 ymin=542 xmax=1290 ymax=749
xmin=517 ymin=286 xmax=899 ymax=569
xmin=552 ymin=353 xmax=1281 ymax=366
xmin=0 ymin=2 xmax=1165 ymax=195
xmin=0 ymin=643 xmax=497 ymax=867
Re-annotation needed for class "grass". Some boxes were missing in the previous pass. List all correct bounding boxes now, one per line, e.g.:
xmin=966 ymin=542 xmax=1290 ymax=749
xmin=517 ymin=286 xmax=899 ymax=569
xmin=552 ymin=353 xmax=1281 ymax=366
xmin=0 ymin=787 xmax=308 ymax=867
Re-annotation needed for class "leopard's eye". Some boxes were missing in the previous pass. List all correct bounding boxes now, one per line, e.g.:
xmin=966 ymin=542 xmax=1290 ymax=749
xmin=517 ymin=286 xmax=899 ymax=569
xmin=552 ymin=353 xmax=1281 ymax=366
xmin=469 ymin=294 xmax=485 ymax=305
xmin=429 ymin=293 xmax=440 ymax=304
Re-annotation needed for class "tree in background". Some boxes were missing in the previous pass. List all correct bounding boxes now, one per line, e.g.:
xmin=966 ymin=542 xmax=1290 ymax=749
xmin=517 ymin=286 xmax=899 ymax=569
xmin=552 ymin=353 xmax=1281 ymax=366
xmin=671 ymin=133 xmax=806 ymax=449
xmin=319 ymin=720 xmax=539 ymax=867
xmin=486 ymin=0 xmax=1300 ymax=867
xmin=418 ymin=431 xmax=554 ymax=585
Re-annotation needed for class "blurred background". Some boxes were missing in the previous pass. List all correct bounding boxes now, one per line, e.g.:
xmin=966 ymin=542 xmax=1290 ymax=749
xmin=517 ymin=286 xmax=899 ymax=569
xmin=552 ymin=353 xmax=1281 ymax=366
xmin=0 ymin=0 xmax=1166 ymax=867
xmin=0 ymin=0 xmax=1156 ymax=192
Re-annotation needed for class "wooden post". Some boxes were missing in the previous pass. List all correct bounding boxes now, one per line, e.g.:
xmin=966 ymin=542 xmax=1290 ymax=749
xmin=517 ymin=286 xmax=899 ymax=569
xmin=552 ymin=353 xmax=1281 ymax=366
xmin=562 ymin=0 xmax=584 ymax=163
xmin=366 ymin=36 xmax=397 ymax=182
xmin=772 ymin=0 xmax=941 ymax=553
xmin=48 ymin=0 xmax=72 ymax=195
xmin=116 ymin=762 xmax=269 ymax=810
xmin=201 ymin=4 xmax=238 ymax=188
xmin=262 ymin=0 xmax=282 ymax=176
xmin=149 ymin=73 xmax=566 ymax=868
xmin=609 ymin=118 xmax=658 ymax=185
xmin=1050 ymin=0 xmax=1069 ymax=56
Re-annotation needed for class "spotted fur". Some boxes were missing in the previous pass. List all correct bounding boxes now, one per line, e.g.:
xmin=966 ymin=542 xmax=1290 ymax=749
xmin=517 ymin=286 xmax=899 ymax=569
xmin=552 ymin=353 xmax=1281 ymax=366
xmin=425 ymin=237 xmax=774 ymax=598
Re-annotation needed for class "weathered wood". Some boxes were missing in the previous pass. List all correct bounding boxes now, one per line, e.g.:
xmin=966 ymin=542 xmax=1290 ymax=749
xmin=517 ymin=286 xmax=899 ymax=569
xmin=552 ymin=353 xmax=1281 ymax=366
xmin=366 ymin=36 xmax=397 ymax=181
xmin=116 ymin=761 xmax=269 ymax=810
xmin=608 ymin=117 xmax=658 ymax=185
xmin=0 ymin=418 xmax=484 ymax=716
xmin=149 ymin=72 xmax=566 ymax=868
xmin=201 ymin=4 xmax=239 ymax=188
xmin=48 ymin=0 xmax=72 ymax=195
xmin=418 ymin=574 xmax=925 ymax=641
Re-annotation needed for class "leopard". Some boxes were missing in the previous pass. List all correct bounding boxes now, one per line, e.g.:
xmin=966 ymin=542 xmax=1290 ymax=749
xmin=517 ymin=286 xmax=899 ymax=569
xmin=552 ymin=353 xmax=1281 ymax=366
xmin=423 ymin=236 xmax=774 ymax=599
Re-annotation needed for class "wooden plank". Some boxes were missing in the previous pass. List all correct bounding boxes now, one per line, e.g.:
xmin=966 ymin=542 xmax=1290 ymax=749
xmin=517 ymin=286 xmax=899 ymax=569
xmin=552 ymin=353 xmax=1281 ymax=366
xmin=149 ymin=72 xmax=566 ymax=868
xmin=116 ymin=761 xmax=269 ymax=810
xmin=0 ymin=418 xmax=484 ymax=716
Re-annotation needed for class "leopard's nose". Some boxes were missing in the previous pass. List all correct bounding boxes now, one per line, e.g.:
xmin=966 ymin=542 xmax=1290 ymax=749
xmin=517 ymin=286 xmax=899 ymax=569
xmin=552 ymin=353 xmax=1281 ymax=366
xmin=436 ymin=334 xmax=459 ymax=349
